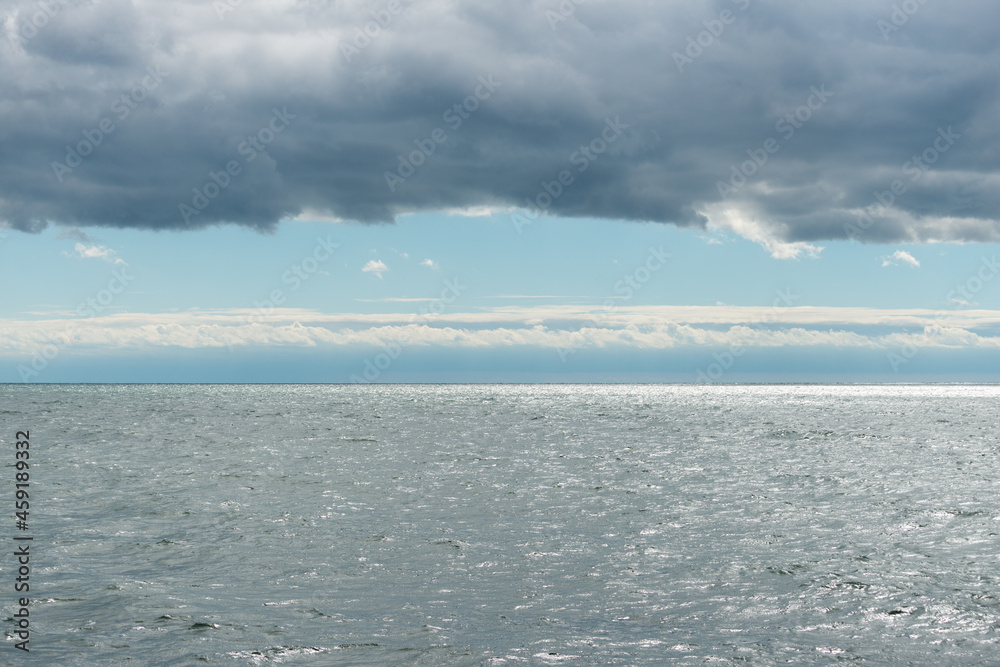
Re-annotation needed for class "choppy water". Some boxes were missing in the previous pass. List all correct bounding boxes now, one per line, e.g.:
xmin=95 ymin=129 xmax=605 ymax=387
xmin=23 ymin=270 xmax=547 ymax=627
xmin=2 ymin=384 xmax=1000 ymax=665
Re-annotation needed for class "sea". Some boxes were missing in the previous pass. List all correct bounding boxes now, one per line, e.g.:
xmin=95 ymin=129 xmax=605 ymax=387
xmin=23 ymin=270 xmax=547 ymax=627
xmin=1 ymin=383 xmax=999 ymax=665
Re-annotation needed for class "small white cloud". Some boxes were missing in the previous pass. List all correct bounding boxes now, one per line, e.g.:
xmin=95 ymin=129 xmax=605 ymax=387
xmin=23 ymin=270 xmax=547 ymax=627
xmin=882 ymin=250 xmax=920 ymax=268
xmin=440 ymin=205 xmax=505 ymax=217
xmin=420 ymin=259 xmax=439 ymax=269
xmin=362 ymin=259 xmax=388 ymax=278
xmin=65 ymin=243 xmax=126 ymax=265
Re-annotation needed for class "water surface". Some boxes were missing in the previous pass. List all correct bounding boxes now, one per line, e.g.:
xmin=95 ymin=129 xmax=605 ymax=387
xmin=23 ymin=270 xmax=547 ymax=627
xmin=2 ymin=384 xmax=998 ymax=664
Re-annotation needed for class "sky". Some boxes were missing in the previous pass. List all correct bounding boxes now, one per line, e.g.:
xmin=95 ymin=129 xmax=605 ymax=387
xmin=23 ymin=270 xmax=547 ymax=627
xmin=1 ymin=0 xmax=999 ymax=382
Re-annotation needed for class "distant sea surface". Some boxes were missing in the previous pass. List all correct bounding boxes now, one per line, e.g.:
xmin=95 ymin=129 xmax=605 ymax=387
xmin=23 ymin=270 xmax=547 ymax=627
xmin=2 ymin=384 xmax=999 ymax=665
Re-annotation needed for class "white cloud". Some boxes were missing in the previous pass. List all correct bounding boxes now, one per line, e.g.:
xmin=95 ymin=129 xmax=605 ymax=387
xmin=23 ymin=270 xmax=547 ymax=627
xmin=0 ymin=317 xmax=995 ymax=354
xmin=65 ymin=243 xmax=125 ymax=265
xmin=420 ymin=259 xmax=439 ymax=269
xmin=3 ymin=305 xmax=1000 ymax=356
xmin=362 ymin=259 xmax=388 ymax=278
xmin=702 ymin=203 xmax=824 ymax=260
xmin=439 ymin=205 xmax=508 ymax=218
xmin=882 ymin=250 xmax=920 ymax=268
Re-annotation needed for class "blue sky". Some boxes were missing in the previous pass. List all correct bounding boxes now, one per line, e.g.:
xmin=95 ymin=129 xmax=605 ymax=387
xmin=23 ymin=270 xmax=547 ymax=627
xmin=1 ymin=0 xmax=999 ymax=382
xmin=3 ymin=213 xmax=997 ymax=315
xmin=3 ymin=212 xmax=1000 ymax=382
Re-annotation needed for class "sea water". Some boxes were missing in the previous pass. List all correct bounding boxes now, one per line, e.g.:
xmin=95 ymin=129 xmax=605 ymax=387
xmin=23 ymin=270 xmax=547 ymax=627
xmin=1 ymin=384 xmax=999 ymax=665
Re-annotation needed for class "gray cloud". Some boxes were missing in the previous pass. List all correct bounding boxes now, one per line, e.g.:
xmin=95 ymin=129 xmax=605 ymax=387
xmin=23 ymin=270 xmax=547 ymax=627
xmin=1 ymin=0 xmax=997 ymax=250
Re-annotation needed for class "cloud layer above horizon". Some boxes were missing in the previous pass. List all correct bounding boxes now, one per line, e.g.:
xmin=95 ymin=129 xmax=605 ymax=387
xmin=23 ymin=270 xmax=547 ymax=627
xmin=6 ymin=304 xmax=1000 ymax=357
xmin=2 ymin=0 xmax=998 ymax=251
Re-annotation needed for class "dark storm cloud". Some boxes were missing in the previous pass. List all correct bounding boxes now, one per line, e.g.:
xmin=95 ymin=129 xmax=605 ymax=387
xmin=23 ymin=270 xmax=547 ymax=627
xmin=0 ymin=0 xmax=997 ymax=246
